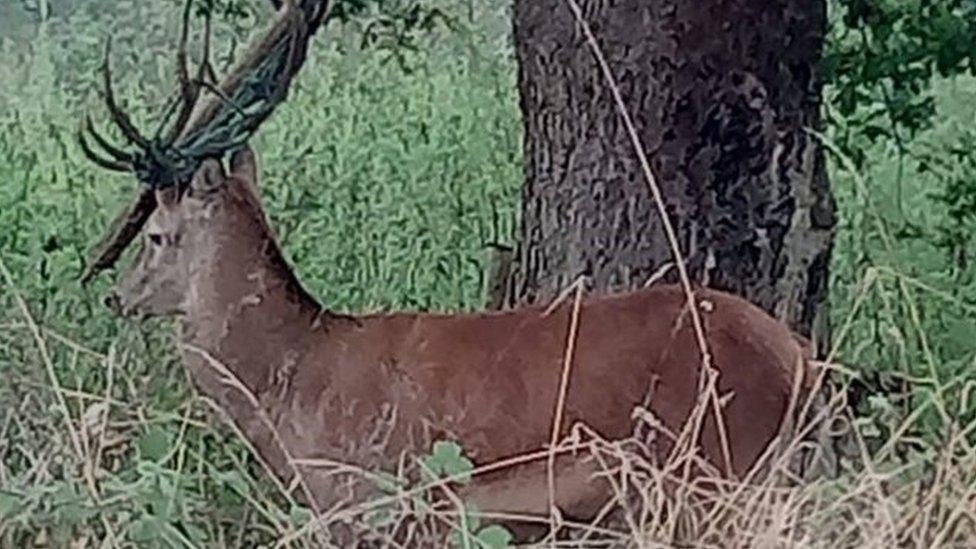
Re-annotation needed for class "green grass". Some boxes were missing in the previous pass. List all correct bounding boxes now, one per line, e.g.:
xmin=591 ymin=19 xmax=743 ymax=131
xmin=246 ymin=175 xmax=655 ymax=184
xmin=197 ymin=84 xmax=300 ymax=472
xmin=826 ymin=77 xmax=976 ymax=433
xmin=1 ymin=1 xmax=976 ymax=546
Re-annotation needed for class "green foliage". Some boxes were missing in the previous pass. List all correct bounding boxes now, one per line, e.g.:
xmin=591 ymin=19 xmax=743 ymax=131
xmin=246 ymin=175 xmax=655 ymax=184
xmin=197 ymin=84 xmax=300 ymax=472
xmin=823 ymin=1 xmax=976 ymax=443
xmin=137 ymin=427 xmax=174 ymax=462
xmin=421 ymin=440 xmax=474 ymax=484
xmin=826 ymin=0 xmax=976 ymax=165
xmin=289 ymin=505 xmax=313 ymax=528
xmin=108 ymin=0 xmax=458 ymax=69
xmin=450 ymin=512 xmax=514 ymax=549
xmin=471 ymin=525 xmax=514 ymax=548
xmin=417 ymin=441 xmax=513 ymax=548
xmin=915 ymin=130 xmax=976 ymax=277
xmin=357 ymin=1 xmax=457 ymax=71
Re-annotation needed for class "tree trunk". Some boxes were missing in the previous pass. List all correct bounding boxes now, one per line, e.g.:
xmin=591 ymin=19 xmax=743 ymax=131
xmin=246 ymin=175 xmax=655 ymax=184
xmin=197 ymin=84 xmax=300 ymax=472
xmin=504 ymin=0 xmax=835 ymax=346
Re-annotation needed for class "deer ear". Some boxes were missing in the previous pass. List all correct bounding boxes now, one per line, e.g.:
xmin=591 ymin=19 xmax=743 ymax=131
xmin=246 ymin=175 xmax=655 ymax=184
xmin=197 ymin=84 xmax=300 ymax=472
xmin=155 ymin=185 xmax=179 ymax=210
xmin=229 ymin=146 xmax=259 ymax=189
xmin=189 ymin=158 xmax=226 ymax=195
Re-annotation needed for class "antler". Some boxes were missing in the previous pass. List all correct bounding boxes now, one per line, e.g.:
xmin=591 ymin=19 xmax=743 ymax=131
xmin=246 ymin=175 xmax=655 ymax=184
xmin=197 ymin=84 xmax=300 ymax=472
xmin=80 ymin=0 xmax=332 ymax=283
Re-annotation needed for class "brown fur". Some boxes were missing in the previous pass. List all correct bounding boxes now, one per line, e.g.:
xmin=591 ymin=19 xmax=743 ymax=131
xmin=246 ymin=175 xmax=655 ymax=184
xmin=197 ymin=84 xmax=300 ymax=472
xmin=108 ymin=149 xmax=811 ymax=540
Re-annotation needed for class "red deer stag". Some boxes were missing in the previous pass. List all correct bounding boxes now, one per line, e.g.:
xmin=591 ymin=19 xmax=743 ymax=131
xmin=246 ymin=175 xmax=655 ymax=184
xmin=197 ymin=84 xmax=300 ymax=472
xmin=81 ymin=0 xmax=812 ymax=543
xmin=101 ymin=149 xmax=812 ymax=535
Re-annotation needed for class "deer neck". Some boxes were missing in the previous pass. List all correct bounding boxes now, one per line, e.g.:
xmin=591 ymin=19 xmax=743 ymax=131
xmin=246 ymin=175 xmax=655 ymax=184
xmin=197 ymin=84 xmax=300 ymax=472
xmin=178 ymin=192 xmax=322 ymax=396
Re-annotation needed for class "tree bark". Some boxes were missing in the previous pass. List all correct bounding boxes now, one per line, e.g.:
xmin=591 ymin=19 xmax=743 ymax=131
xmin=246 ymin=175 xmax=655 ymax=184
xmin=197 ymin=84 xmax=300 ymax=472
xmin=504 ymin=0 xmax=836 ymax=345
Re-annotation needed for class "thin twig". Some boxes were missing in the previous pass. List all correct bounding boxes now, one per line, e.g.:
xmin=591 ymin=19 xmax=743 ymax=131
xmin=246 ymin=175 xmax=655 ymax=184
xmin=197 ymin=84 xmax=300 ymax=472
xmin=562 ymin=0 xmax=733 ymax=477
xmin=547 ymin=280 xmax=584 ymax=541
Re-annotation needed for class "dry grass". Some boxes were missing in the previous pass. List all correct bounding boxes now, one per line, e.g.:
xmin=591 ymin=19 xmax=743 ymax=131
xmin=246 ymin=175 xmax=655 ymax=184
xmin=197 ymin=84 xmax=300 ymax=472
xmin=3 ymin=288 xmax=975 ymax=548
xmin=4 ymin=234 xmax=975 ymax=548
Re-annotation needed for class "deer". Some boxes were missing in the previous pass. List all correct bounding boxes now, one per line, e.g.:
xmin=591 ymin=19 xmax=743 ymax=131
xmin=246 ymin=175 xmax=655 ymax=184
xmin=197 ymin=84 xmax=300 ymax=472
xmin=78 ymin=0 xmax=814 ymax=543
xmin=103 ymin=148 xmax=814 ymax=539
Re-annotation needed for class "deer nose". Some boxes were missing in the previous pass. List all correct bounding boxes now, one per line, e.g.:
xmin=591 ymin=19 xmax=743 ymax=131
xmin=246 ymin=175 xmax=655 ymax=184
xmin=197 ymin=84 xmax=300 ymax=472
xmin=103 ymin=292 xmax=123 ymax=315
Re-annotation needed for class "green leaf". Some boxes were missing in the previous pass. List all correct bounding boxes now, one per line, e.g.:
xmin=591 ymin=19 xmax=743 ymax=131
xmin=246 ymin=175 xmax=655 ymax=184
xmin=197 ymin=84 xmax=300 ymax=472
xmin=50 ymin=480 xmax=79 ymax=505
xmin=182 ymin=522 xmax=209 ymax=544
xmin=144 ymin=486 xmax=172 ymax=520
xmin=422 ymin=440 xmax=473 ymax=484
xmin=137 ymin=427 xmax=171 ymax=462
xmin=129 ymin=515 xmax=164 ymax=543
xmin=474 ymin=525 xmax=514 ymax=549
xmin=214 ymin=469 xmax=249 ymax=495
xmin=289 ymin=505 xmax=312 ymax=526
xmin=0 ymin=493 xmax=22 ymax=521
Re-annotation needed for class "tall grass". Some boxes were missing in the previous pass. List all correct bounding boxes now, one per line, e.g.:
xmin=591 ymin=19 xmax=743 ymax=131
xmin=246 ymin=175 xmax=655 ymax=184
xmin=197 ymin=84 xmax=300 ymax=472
xmin=1 ymin=0 xmax=975 ymax=546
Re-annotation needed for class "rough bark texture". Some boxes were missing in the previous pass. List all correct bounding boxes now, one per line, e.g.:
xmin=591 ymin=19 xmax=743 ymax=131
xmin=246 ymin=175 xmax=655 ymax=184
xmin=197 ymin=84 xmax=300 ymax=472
xmin=505 ymin=0 xmax=836 ymax=344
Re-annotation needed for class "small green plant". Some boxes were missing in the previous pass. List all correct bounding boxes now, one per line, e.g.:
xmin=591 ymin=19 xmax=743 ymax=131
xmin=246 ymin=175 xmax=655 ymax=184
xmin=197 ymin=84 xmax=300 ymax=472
xmin=421 ymin=440 xmax=473 ymax=484
xmin=419 ymin=441 xmax=513 ymax=548
xmin=450 ymin=511 xmax=513 ymax=549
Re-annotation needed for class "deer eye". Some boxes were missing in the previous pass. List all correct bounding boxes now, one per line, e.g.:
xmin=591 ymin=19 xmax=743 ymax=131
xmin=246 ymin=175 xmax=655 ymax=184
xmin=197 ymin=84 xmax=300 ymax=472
xmin=148 ymin=233 xmax=164 ymax=246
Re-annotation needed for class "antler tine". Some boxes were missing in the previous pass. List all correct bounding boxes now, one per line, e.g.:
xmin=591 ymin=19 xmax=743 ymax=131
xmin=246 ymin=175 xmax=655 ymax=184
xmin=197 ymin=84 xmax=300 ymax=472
xmin=177 ymin=0 xmax=193 ymax=87
xmin=199 ymin=4 xmax=217 ymax=84
xmin=83 ymin=114 xmax=134 ymax=163
xmin=100 ymin=39 xmax=151 ymax=149
xmin=193 ymin=2 xmax=326 ymax=140
xmin=77 ymin=123 xmax=132 ymax=172
xmin=82 ymin=1 xmax=334 ymax=283
xmin=164 ymin=0 xmax=202 ymax=147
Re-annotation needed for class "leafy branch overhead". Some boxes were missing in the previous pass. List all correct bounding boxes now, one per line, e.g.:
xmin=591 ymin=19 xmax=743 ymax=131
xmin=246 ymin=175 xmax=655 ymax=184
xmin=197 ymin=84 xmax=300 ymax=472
xmin=826 ymin=0 xmax=976 ymax=161
xmin=202 ymin=0 xmax=456 ymax=65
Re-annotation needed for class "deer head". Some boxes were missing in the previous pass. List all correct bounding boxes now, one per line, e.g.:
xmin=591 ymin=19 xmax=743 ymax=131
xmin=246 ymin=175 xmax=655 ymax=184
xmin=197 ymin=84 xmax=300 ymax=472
xmin=104 ymin=149 xmax=259 ymax=318
xmin=103 ymin=184 xmax=188 ymax=318
xmin=80 ymin=0 xmax=330 ymax=285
